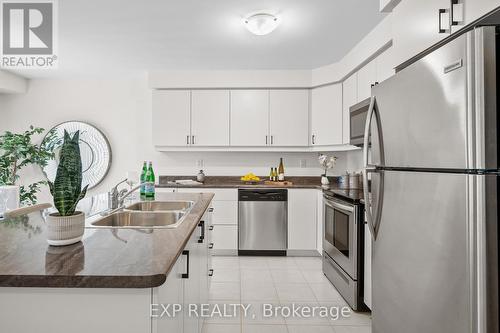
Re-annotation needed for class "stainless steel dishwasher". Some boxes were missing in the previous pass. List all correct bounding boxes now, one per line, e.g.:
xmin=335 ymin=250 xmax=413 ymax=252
xmin=238 ymin=189 xmax=287 ymax=256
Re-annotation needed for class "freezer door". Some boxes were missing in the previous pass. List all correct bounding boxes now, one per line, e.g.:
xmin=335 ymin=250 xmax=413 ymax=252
xmin=371 ymin=171 xmax=472 ymax=333
xmin=371 ymin=32 xmax=468 ymax=169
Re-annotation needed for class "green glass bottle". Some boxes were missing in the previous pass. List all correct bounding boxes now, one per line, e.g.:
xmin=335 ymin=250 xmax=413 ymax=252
xmin=140 ymin=161 xmax=147 ymax=200
xmin=145 ymin=162 xmax=155 ymax=200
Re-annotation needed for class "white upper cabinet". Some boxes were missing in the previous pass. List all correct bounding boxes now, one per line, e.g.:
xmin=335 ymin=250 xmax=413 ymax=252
xmin=152 ymin=90 xmax=191 ymax=147
xmin=191 ymin=90 xmax=230 ymax=146
xmin=342 ymin=73 xmax=358 ymax=145
xmin=392 ymin=0 xmax=451 ymax=67
xmin=311 ymin=84 xmax=343 ymax=146
xmin=375 ymin=47 xmax=395 ymax=84
xmin=463 ymin=0 xmax=500 ymax=24
xmin=269 ymin=90 xmax=309 ymax=147
xmin=357 ymin=59 xmax=377 ymax=102
xmin=230 ymin=90 xmax=270 ymax=146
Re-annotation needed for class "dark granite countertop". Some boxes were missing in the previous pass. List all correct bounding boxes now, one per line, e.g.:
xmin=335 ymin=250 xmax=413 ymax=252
xmin=159 ymin=176 xmax=365 ymax=203
xmin=0 ymin=192 xmax=214 ymax=289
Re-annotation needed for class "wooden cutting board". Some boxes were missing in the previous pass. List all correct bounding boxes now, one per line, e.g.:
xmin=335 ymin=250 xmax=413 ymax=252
xmin=264 ymin=180 xmax=294 ymax=186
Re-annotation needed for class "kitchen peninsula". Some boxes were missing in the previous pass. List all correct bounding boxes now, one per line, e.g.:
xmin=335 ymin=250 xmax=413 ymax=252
xmin=0 ymin=192 xmax=214 ymax=333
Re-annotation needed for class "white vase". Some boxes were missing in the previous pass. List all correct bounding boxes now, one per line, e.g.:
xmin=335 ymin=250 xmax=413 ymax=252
xmin=46 ymin=211 xmax=85 ymax=246
xmin=321 ymin=175 xmax=330 ymax=186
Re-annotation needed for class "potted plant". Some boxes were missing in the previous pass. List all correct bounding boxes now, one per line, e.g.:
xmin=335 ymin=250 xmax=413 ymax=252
xmin=0 ymin=126 xmax=56 ymax=206
xmin=46 ymin=130 xmax=88 ymax=246
xmin=318 ymin=154 xmax=337 ymax=186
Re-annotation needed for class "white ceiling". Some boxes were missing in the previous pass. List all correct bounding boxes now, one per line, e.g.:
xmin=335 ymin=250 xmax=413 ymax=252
xmin=13 ymin=0 xmax=386 ymax=78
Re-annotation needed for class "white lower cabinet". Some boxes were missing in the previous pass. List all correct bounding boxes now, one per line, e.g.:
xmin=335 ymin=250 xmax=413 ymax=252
xmin=153 ymin=211 xmax=210 ymax=333
xmin=287 ymin=189 xmax=318 ymax=251
xmin=211 ymin=225 xmax=238 ymax=252
xmin=177 ymin=188 xmax=238 ymax=255
xmin=153 ymin=255 xmax=184 ymax=333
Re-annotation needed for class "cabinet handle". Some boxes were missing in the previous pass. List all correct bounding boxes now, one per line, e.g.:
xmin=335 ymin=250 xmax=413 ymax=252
xmin=198 ymin=220 xmax=205 ymax=243
xmin=209 ymin=243 xmax=214 ymax=249
xmin=265 ymin=135 xmax=268 ymax=145
xmin=208 ymin=207 xmax=214 ymax=212
xmin=450 ymin=0 xmax=461 ymax=26
xmin=181 ymin=250 xmax=189 ymax=279
xmin=438 ymin=8 xmax=450 ymax=34
xmin=208 ymin=269 xmax=214 ymax=277
xmin=192 ymin=135 xmax=195 ymax=145
xmin=271 ymin=135 xmax=274 ymax=145
xmin=186 ymin=135 xmax=190 ymax=145
xmin=312 ymin=134 xmax=316 ymax=145
xmin=209 ymin=225 xmax=214 ymax=231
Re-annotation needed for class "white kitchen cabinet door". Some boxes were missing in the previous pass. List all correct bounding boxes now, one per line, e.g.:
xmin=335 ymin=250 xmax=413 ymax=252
xmin=152 ymin=257 xmax=184 ymax=333
xmin=310 ymin=84 xmax=343 ymax=146
xmin=288 ymin=189 xmax=317 ymax=250
xmin=463 ymin=0 xmax=500 ymax=27
xmin=342 ymin=74 xmax=358 ymax=145
xmin=191 ymin=90 xmax=230 ymax=146
xmin=376 ymin=47 xmax=395 ymax=84
xmin=211 ymin=201 xmax=238 ymax=225
xmin=269 ymin=90 xmax=309 ymax=146
xmin=357 ymin=59 xmax=377 ymax=102
xmin=230 ymin=90 xmax=270 ymax=146
xmin=392 ymin=0 xmax=450 ymax=67
xmin=316 ymin=190 xmax=323 ymax=254
xmin=152 ymin=90 xmax=191 ymax=147
xmin=183 ymin=229 xmax=201 ymax=333
xmin=364 ymin=220 xmax=372 ymax=310
xmin=211 ymin=225 xmax=238 ymax=251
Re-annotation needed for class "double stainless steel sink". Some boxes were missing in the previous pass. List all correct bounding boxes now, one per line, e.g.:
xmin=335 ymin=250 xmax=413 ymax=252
xmin=90 ymin=201 xmax=194 ymax=229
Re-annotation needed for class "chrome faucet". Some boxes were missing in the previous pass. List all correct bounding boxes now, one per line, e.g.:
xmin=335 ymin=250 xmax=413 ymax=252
xmin=107 ymin=179 xmax=154 ymax=211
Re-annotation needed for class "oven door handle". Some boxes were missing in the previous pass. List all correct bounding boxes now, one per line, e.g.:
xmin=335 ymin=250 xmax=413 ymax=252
xmin=324 ymin=199 xmax=355 ymax=214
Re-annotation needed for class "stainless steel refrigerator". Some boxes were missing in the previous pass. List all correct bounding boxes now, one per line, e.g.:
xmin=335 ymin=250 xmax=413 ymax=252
xmin=363 ymin=26 xmax=499 ymax=333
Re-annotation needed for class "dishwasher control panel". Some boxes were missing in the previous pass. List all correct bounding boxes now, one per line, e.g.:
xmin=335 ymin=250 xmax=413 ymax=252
xmin=238 ymin=189 xmax=288 ymax=201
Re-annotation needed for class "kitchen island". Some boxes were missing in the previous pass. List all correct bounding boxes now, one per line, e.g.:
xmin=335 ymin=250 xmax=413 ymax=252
xmin=0 ymin=191 xmax=214 ymax=333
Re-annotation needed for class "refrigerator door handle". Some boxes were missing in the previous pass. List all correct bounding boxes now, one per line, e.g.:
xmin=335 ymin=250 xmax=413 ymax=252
xmin=363 ymin=96 xmax=384 ymax=240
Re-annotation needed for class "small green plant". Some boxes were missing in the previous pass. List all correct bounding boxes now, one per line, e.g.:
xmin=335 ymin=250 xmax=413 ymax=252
xmin=48 ymin=130 xmax=88 ymax=216
xmin=0 ymin=126 xmax=55 ymax=205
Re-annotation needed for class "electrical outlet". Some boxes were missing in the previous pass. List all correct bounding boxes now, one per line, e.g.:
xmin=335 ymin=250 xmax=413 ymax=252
xmin=197 ymin=159 xmax=204 ymax=168
xmin=300 ymin=159 xmax=307 ymax=168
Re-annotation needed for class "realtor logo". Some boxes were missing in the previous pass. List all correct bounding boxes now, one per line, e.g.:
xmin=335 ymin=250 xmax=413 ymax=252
xmin=1 ymin=0 xmax=58 ymax=68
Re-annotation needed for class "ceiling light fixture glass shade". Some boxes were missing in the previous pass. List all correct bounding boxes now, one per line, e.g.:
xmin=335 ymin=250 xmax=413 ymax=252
xmin=244 ymin=13 xmax=280 ymax=36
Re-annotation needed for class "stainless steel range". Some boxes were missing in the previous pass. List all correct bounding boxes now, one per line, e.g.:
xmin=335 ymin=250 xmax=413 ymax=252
xmin=322 ymin=190 xmax=366 ymax=311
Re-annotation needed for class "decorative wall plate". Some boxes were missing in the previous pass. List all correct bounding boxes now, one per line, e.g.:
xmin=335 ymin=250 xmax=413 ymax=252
xmin=41 ymin=121 xmax=112 ymax=189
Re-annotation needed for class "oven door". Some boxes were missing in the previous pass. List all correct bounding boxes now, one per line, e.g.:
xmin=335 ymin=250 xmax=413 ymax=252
xmin=323 ymin=195 xmax=358 ymax=279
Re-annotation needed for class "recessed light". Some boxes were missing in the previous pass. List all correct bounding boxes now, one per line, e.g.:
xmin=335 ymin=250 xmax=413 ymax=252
xmin=243 ymin=13 xmax=280 ymax=36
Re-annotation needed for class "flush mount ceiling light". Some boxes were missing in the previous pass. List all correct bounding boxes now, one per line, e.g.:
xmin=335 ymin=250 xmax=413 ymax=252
xmin=243 ymin=13 xmax=280 ymax=36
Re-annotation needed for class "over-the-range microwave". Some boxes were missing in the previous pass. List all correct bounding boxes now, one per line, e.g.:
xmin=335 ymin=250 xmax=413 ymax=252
xmin=349 ymin=97 xmax=371 ymax=147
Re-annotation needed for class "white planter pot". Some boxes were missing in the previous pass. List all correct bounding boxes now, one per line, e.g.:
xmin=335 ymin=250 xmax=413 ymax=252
xmin=321 ymin=176 xmax=330 ymax=185
xmin=46 ymin=211 xmax=85 ymax=246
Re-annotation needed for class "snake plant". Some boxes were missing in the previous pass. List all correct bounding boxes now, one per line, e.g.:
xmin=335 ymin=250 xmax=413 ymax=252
xmin=48 ymin=130 xmax=88 ymax=216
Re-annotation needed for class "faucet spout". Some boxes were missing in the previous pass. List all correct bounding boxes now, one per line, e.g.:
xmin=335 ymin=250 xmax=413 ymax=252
xmin=118 ymin=182 xmax=154 ymax=206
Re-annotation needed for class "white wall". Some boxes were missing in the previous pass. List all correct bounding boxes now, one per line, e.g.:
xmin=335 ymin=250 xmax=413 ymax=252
xmin=0 ymin=70 xmax=28 ymax=94
xmin=0 ymin=75 xmax=358 ymax=204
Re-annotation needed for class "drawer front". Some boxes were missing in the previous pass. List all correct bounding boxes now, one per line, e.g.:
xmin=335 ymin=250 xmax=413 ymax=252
xmin=212 ymin=201 xmax=238 ymax=225
xmin=177 ymin=188 xmax=238 ymax=201
xmin=211 ymin=225 xmax=237 ymax=250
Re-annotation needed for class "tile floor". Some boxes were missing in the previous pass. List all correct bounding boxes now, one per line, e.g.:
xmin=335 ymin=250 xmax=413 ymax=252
xmin=203 ymin=256 xmax=372 ymax=333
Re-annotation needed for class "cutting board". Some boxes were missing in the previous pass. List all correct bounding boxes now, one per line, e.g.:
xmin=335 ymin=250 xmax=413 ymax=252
xmin=264 ymin=180 xmax=293 ymax=186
